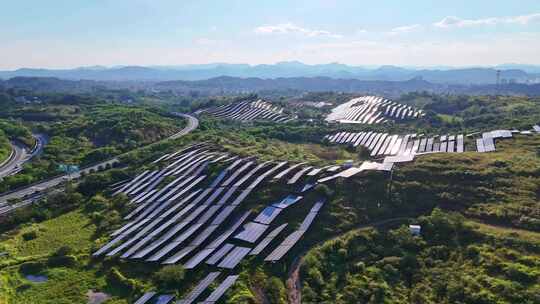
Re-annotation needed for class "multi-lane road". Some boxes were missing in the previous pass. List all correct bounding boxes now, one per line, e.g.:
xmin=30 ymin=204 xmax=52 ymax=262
xmin=0 ymin=113 xmax=199 ymax=215
xmin=0 ymin=134 xmax=47 ymax=179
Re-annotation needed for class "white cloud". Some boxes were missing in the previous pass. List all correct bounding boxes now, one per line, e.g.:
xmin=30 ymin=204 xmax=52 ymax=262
xmin=388 ymin=24 xmax=421 ymax=35
xmin=434 ymin=13 xmax=540 ymax=28
xmin=254 ymin=23 xmax=342 ymax=38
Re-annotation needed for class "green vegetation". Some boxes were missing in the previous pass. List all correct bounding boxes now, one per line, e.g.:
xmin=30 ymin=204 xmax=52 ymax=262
xmin=301 ymin=209 xmax=540 ymax=304
xmin=0 ymin=100 xmax=185 ymax=192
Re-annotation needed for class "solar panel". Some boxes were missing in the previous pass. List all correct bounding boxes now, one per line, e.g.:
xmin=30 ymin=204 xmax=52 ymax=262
xmin=300 ymin=183 xmax=315 ymax=193
xmin=206 ymin=211 xmax=251 ymax=249
xmin=425 ymin=137 xmax=434 ymax=152
xmin=114 ymin=170 xmax=149 ymax=195
xmin=533 ymin=125 xmax=540 ymax=132
xmin=221 ymin=161 xmax=254 ymax=186
xmin=213 ymin=187 xmax=237 ymax=206
xmin=273 ymin=163 xmax=305 ymax=180
xmin=253 ymin=206 xmax=282 ymax=225
xmin=483 ymin=136 xmax=496 ymax=152
xmin=230 ymin=189 xmax=253 ymax=206
xmin=134 ymin=292 xmax=156 ymax=304
xmin=272 ymin=195 xmax=303 ymax=209
xmin=218 ymin=246 xmax=252 ymax=269
xmin=199 ymin=275 xmax=239 ymax=303
xmin=184 ymin=248 xmax=216 ymax=269
xmin=249 ymin=223 xmax=287 ymax=256
xmin=162 ymin=245 xmax=198 ymax=265
xmin=234 ymin=222 xmax=269 ymax=243
xmin=206 ymin=243 xmax=235 ymax=265
xmin=447 ymin=141 xmax=455 ymax=153
xmin=233 ymin=162 xmax=270 ymax=187
xmin=287 ymin=166 xmax=313 ymax=184
xmin=210 ymin=170 xmax=227 ymax=188
xmin=476 ymin=138 xmax=486 ymax=153
xmin=310 ymin=200 xmax=325 ymax=212
xmin=154 ymin=294 xmax=174 ymax=304
xmin=211 ymin=205 xmax=238 ymax=225
xmin=306 ymin=167 xmax=323 ymax=176
xmin=299 ymin=212 xmax=317 ymax=231
xmin=176 ymin=272 xmax=221 ymax=304
xmin=456 ymin=135 xmax=464 ymax=153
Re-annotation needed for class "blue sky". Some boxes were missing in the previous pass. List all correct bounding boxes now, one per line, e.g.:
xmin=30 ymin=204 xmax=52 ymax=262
xmin=2 ymin=0 xmax=540 ymax=69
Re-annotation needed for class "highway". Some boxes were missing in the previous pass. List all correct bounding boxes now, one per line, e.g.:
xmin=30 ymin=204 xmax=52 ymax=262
xmin=0 ymin=141 xmax=26 ymax=179
xmin=0 ymin=113 xmax=199 ymax=214
xmin=0 ymin=134 xmax=47 ymax=179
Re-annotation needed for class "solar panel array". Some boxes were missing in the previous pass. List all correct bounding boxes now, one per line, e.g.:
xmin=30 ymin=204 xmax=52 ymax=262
xmin=325 ymin=132 xmax=466 ymax=157
xmin=176 ymin=272 xmax=221 ymax=304
xmin=326 ymin=96 xmax=424 ymax=124
xmin=476 ymin=130 xmax=512 ymax=153
xmin=97 ymin=144 xmax=350 ymax=303
xmin=265 ymin=200 xmax=325 ymax=262
xmin=198 ymin=275 xmax=239 ymax=304
xmin=95 ymin=145 xmax=286 ymax=265
xmin=203 ymin=99 xmax=294 ymax=123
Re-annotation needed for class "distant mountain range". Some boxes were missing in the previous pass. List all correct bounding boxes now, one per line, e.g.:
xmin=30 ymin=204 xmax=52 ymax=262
xmin=1 ymin=62 xmax=540 ymax=85
xmin=3 ymin=76 xmax=540 ymax=97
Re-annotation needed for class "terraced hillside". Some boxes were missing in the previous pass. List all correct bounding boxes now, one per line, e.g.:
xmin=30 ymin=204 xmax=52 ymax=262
xmin=326 ymin=96 xmax=424 ymax=125
xmin=202 ymin=100 xmax=295 ymax=123
xmin=0 ymin=90 xmax=539 ymax=304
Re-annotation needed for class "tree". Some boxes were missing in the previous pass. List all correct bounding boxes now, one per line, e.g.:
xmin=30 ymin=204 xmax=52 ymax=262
xmin=153 ymin=265 xmax=186 ymax=288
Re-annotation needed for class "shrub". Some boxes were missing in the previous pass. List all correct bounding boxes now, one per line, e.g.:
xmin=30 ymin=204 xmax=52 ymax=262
xmin=22 ymin=230 xmax=38 ymax=241
xmin=154 ymin=265 xmax=186 ymax=288
xmin=19 ymin=261 xmax=46 ymax=275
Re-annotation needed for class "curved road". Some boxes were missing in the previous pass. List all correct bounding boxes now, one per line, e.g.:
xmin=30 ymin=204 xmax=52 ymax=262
xmin=0 ymin=113 xmax=199 ymax=214
xmin=0 ymin=141 xmax=26 ymax=179
xmin=0 ymin=134 xmax=48 ymax=179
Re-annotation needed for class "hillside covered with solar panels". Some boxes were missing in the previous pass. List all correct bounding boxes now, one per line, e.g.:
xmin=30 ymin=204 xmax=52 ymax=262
xmin=1 ymin=89 xmax=540 ymax=304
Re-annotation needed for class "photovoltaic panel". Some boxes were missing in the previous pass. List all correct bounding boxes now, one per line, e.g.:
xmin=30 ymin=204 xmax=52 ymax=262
xmin=234 ymin=222 xmax=269 ymax=243
xmin=233 ymin=162 xmax=270 ymax=187
xmin=456 ymin=135 xmax=464 ymax=153
xmin=206 ymin=243 xmax=235 ymax=265
xmin=287 ymin=166 xmax=313 ymax=184
xmin=249 ymin=223 xmax=287 ymax=256
xmin=218 ymin=246 xmax=252 ymax=269
xmin=253 ymin=206 xmax=282 ymax=225
xmin=199 ymin=275 xmax=239 ymax=303
xmin=184 ymin=248 xmax=216 ymax=269
xmin=114 ymin=170 xmax=149 ymax=195
xmin=476 ymin=138 xmax=485 ymax=153
xmin=211 ymin=205 xmax=238 ymax=225
xmin=230 ymin=189 xmax=253 ymax=206
xmin=447 ymin=141 xmax=455 ymax=152
xmin=221 ymin=161 xmax=254 ymax=186
xmin=301 ymin=183 xmax=315 ymax=193
xmin=134 ymin=292 xmax=156 ymax=304
xmin=299 ymin=212 xmax=317 ymax=231
xmin=206 ymin=211 xmax=251 ymax=249
xmin=272 ymin=195 xmax=303 ymax=209
xmin=154 ymin=295 xmax=174 ymax=304
xmin=176 ymin=272 xmax=221 ymax=304
xmin=272 ymin=163 xmax=305 ymax=180
xmin=306 ymin=167 xmax=323 ymax=176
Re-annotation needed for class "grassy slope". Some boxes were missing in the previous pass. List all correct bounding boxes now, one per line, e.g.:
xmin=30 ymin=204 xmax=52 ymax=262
xmin=0 ymin=210 xmax=130 ymax=304
xmin=301 ymin=213 xmax=540 ymax=304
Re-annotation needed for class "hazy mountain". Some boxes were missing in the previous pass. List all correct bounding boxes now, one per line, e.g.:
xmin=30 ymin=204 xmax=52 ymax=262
xmin=0 ymin=62 xmax=538 ymax=84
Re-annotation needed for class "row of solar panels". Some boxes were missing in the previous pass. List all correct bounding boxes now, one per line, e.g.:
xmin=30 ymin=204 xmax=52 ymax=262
xmin=265 ymin=200 xmax=325 ymax=261
xmin=203 ymin=100 xmax=293 ymax=123
xmin=134 ymin=273 xmax=239 ymax=304
xmin=476 ymin=130 xmax=513 ymax=153
xmin=326 ymin=96 xmax=423 ymax=124
xmin=97 ymin=145 xmax=334 ymax=270
xmin=96 ymin=157 xmax=286 ymax=263
xmin=325 ymin=132 xmax=466 ymax=156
